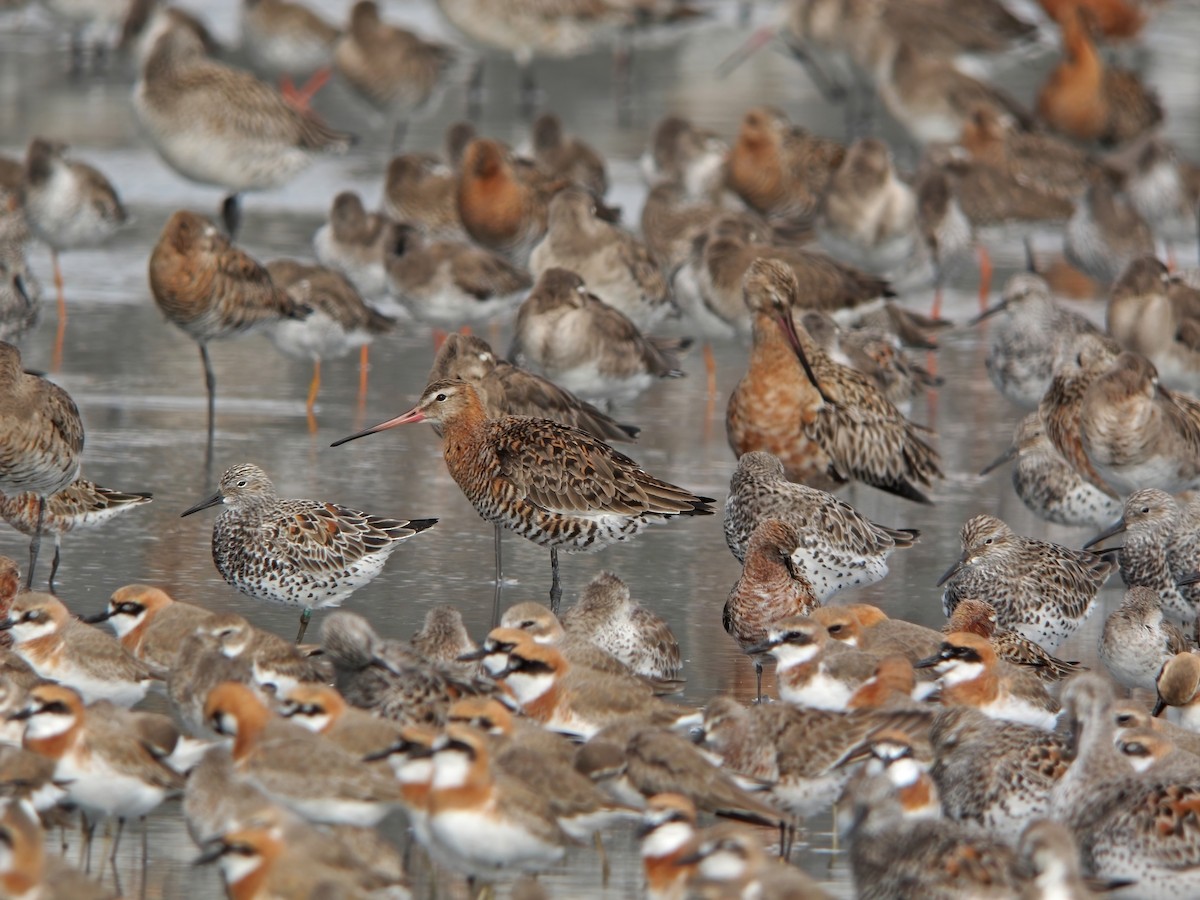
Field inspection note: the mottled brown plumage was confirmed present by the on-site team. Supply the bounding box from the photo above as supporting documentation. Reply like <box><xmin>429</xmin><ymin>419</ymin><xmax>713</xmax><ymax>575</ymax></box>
<box><xmin>313</xmin><ymin>190</ymin><xmax>399</xmax><ymax>298</ymax></box>
<box><xmin>726</xmin><ymin>107</ymin><xmax>844</xmax><ymax>227</ymax></box>
<box><xmin>944</xmin><ymin>598</ymin><xmax>1084</xmax><ymax>683</ymax></box>
<box><xmin>149</xmin><ymin>210</ymin><xmax>310</xmax><ymax>438</ymax></box>
<box><xmin>0</xmin><ymin>342</ymin><xmax>83</xmax><ymax>588</ymax></box>
<box><xmin>530</xmin><ymin>113</ymin><xmax>607</xmax><ymax>197</ymax></box>
<box><xmin>734</xmin><ymin>260</ymin><xmax>942</xmax><ymax>503</ymax></box>
<box><xmin>429</xmin><ymin>333</ymin><xmax>637</xmax><ymax>443</ymax></box>
<box><xmin>382</xmin><ymin>152</ymin><xmax>464</xmax><ymax>240</ymax></box>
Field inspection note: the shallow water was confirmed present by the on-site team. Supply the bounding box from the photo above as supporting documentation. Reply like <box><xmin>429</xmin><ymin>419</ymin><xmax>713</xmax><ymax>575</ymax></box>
<box><xmin>2</xmin><ymin>0</ymin><xmax>1200</xmax><ymax>895</ymax></box>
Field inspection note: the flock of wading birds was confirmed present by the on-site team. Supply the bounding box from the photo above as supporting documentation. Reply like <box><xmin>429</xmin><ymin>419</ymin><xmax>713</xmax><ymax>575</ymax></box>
<box><xmin>5</xmin><ymin>0</ymin><xmax>1200</xmax><ymax>896</ymax></box>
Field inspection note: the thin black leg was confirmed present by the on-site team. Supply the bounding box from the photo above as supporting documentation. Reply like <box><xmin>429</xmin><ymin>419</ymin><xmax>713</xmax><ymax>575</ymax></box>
<box><xmin>492</xmin><ymin>523</ymin><xmax>503</xmax><ymax>628</ymax></box>
<box><xmin>26</xmin><ymin>496</ymin><xmax>44</xmax><ymax>589</ymax></box>
<box><xmin>549</xmin><ymin>547</ymin><xmax>561</xmax><ymax>614</ymax></box>
<box><xmin>221</xmin><ymin>194</ymin><xmax>241</xmax><ymax>239</ymax></box>
<box><xmin>199</xmin><ymin>343</ymin><xmax>216</xmax><ymax>463</ymax></box>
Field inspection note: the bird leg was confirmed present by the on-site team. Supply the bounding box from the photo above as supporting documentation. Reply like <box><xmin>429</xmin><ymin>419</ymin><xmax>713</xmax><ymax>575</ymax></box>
<box><xmin>199</xmin><ymin>343</ymin><xmax>217</xmax><ymax>459</ymax></box>
<box><xmin>140</xmin><ymin>817</ymin><xmax>148</xmax><ymax>900</ymax></box>
<box><xmin>358</xmin><ymin>345</ymin><xmax>370</xmax><ymax>411</ymax></box>
<box><xmin>755</xmin><ymin>661</ymin><xmax>763</xmax><ymax>703</ymax></box>
<box><xmin>51</xmin><ymin>248</ymin><xmax>66</xmax><ymax>372</ymax></box>
<box><xmin>704</xmin><ymin>343</ymin><xmax>717</xmax><ymax>404</ymax></box>
<box><xmin>306</xmin><ymin>359</ymin><xmax>321</xmax><ymax>433</ymax></box>
<box><xmin>595</xmin><ymin>831</ymin><xmax>611</xmax><ymax>886</ymax></box>
<box><xmin>280</xmin><ymin>66</ymin><xmax>331</xmax><ymax>112</ymax></box>
<box><xmin>221</xmin><ymin>194</ymin><xmax>242</xmax><ymax>239</ymax></box>
<box><xmin>518</xmin><ymin>64</ymin><xmax>540</xmax><ymax>120</ymax></box>
<box><xmin>467</xmin><ymin>60</ymin><xmax>485</xmax><ymax>120</ymax></box>
<box><xmin>492</xmin><ymin>522</ymin><xmax>503</xmax><ymax>628</ymax></box>
<box><xmin>296</xmin><ymin>607</ymin><xmax>313</xmax><ymax>643</ymax></box>
<box><xmin>25</xmin><ymin>496</ymin><xmax>45</xmax><ymax>590</ymax></box>
<box><xmin>48</xmin><ymin>537</ymin><xmax>61</xmax><ymax>592</ymax></box>
<box><xmin>930</xmin><ymin>251</ymin><xmax>944</xmax><ymax>320</ymax></box>
<box><xmin>549</xmin><ymin>547</ymin><xmax>562</xmax><ymax>614</ymax></box>
<box><xmin>976</xmin><ymin>243</ymin><xmax>993</xmax><ymax>313</ymax></box>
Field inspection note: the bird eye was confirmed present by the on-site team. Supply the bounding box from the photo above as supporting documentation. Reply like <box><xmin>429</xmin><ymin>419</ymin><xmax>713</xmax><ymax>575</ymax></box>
<box><xmin>236</xmin><ymin>480</ymin><xmax>247</xmax><ymax>488</ymax></box>
<box><xmin>828</xmin><ymin>624</ymin><xmax>842</xmax><ymax>634</ymax></box>
<box><xmin>1141</xmin><ymin>507</ymin><xmax>1150</xmax><ymax>514</ymax></box>
<box><xmin>984</xmin><ymin>538</ymin><xmax>993</xmax><ymax>545</ymax></box>
<box><xmin>435</xmin><ymin>393</ymin><xmax>447</xmax><ymax>402</ymax></box>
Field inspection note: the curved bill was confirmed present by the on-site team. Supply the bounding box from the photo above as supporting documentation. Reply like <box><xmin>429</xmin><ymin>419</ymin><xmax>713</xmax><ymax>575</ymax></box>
<box><xmin>936</xmin><ymin>557</ymin><xmax>965</xmax><ymax>587</ymax></box>
<box><xmin>181</xmin><ymin>492</ymin><xmax>222</xmax><ymax>518</ymax></box>
<box><xmin>82</xmin><ymin>608</ymin><xmax>113</xmax><ymax>624</ymax></box>
<box><xmin>1082</xmin><ymin>518</ymin><xmax>1126</xmax><ymax>550</ymax></box>
<box><xmin>331</xmin><ymin>406</ymin><xmax>425</xmax><ymax>447</ymax></box>
<box><xmin>1152</xmin><ymin>697</ymin><xmax>1167</xmax><ymax>717</ymax></box>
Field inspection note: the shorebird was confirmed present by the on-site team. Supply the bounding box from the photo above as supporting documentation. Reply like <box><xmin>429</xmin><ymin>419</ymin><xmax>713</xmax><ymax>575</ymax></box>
<box><xmin>312</xmin><ymin>190</ymin><xmax>398</xmax><ymax>300</ymax></box>
<box><xmin>1054</xmin><ymin>674</ymin><xmax>1200</xmax><ymax>896</ymax></box>
<box><xmin>335</xmin><ymin>378</ymin><xmax>712</xmax><ymax>611</ymax></box>
<box><xmin>976</xmin><ymin>272</ymin><xmax>1107</xmax><ymax>411</ymax></box>
<box><xmin>84</xmin><ymin>583</ymin><xmax>216</xmax><ymax>679</ymax></box>
<box><xmin>847</xmin><ymin>768</ymin><xmax>1023</xmax><ymax>899</ymax></box>
<box><xmin>943</xmin><ymin>598</ymin><xmax>1085</xmax><ymax>683</ymax></box>
<box><xmin>1036</xmin><ymin>5</ymin><xmax>1162</xmax><ymax>146</ymax></box>
<box><xmin>1086</xmin><ymin>489</ymin><xmax>1193</xmax><ymax>622</ymax></box>
<box><xmin>278</xmin><ymin>682</ymin><xmax>403</xmax><ymax>761</ymax></box>
<box><xmin>529</xmin><ymin>113</ymin><xmax>608</xmax><ymax>197</ymax></box>
<box><xmin>333</xmin><ymin>0</ymin><xmax>455</xmax><ymax>148</ymax></box>
<box><xmin>181</xmin><ymin>463</ymin><xmax>437</xmax><ymax>641</ymax></box>
<box><xmin>682</xmin><ymin>827</ymin><xmax>831</xmax><ymax>898</ymax></box>
<box><xmin>747</xmin><ymin>616</ymin><xmax>884</xmax><ymax>711</ymax></box>
<box><xmin>14</xmin><ymin>683</ymin><xmax>183</xmax><ymax>861</ymax></box>
<box><xmin>939</xmin><ymin>513</ymin><xmax>1116</xmax><ymax>652</ymax></box>
<box><xmin>818</xmin><ymin>137</ymin><xmax>921</xmax><ymax>277</ymax></box>
<box><xmin>1098</xmin><ymin>587</ymin><xmax>1191</xmax><ymax>692</ymax></box>
<box><xmin>239</xmin><ymin>0</ymin><xmax>339</xmax><ymax>107</ymax></box>
<box><xmin>423</xmin><ymin>724</ymin><xmax>570</xmax><ymax>876</ymax></box>
<box><xmin>561</xmin><ymin>571</ymin><xmax>682</xmax><ymax>681</ymax></box>
<box><xmin>810</xmin><ymin>606</ymin><xmax>942</xmax><ymax>670</ymax></box>
<box><xmin>1079</xmin><ymin>351</ymin><xmax>1200</xmax><ymax>496</ymax></box>
<box><xmin>929</xmin><ymin>706</ymin><xmax>1070</xmax><ymax>845</ymax></box>
<box><xmin>428</xmin><ymin>332</ymin><xmax>639</xmax><ymax>444</ymax></box>
<box><xmin>456</xmin><ymin>138</ymin><xmax>567</xmax><ymax>266</ymax></box>
<box><xmin>724</xmin><ymin>451</ymin><xmax>919</xmax><ymax>599</ymax></box>
<box><xmin>510</xmin><ymin>267</ymin><xmax>689</xmax><ymax>404</ymax></box>
<box><xmin>729</xmin><ymin>258</ymin><xmax>942</xmax><ymax>503</ymax></box>
<box><xmin>1153</xmin><ymin>652</ymin><xmax>1200</xmax><ymax>732</ymax></box>
<box><xmin>489</xmin><ymin>637</ymin><xmax>695</xmax><ymax>738</ymax></box>
<box><xmin>134</xmin><ymin>16</ymin><xmax>354</xmax><ymax>236</ymax></box>
<box><xmin>1063</xmin><ymin>175</ymin><xmax>1154</xmax><ymax>285</ymax></box>
<box><xmin>530</xmin><ymin>187</ymin><xmax>674</xmax><ymax>331</ymax></box>
<box><xmin>0</xmin><ymin>478</ymin><xmax>149</xmax><ymax>589</ymax></box>
<box><xmin>264</xmin><ymin>258</ymin><xmax>396</xmax><ymax>426</ymax></box>
<box><xmin>148</xmin><ymin>210</ymin><xmax>312</xmax><ymax>447</ymax></box>
<box><xmin>980</xmin><ymin>412</ymin><xmax>1123</xmax><ymax>528</ymax></box>
<box><xmin>1038</xmin><ymin>0</ymin><xmax>1146</xmax><ymax>39</ymax></box>
<box><xmin>20</xmin><ymin>138</ymin><xmax>127</xmax><ymax>370</ymax></box>
<box><xmin>725</xmin><ymin>106</ymin><xmax>844</xmax><ymax>229</ymax></box>
<box><xmin>917</xmin><ymin>632</ymin><xmax>1060</xmax><ymax>730</ymax></box>
<box><xmin>203</xmin><ymin>681</ymin><xmax>401</xmax><ymax>826</ymax></box>
<box><xmin>639</xmin><ymin>793</ymin><xmax>699</xmax><ymax>900</ymax></box>
<box><xmin>0</xmin><ymin>343</ymin><xmax>83</xmax><ymax>588</ymax></box>
<box><xmin>0</xmin><ymin>797</ymin><xmax>112</xmax><ymax>899</ymax></box>
<box><xmin>1107</xmin><ymin>256</ymin><xmax>1200</xmax><ymax>395</ymax></box>
<box><xmin>385</xmin><ymin>222</ymin><xmax>531</xmax><ymax>326</ymax></box>
<box><xmin>640</xmin><ymin>114</ymin><xmax>728</xmax><ymax>201</ymax></box>
<box><xmin>723</xmin><ymin>520</ymin><xmax>818</xmax><ymax>699</ymax></box>
<box><xmin>0</xmin><ymin>240</ymin><xmax>39</xmax><ymax>347</ymax></box>
<box><xmin>0</xmin><ymin>591</ymin><xmax>152</xmax><ymax>706</ymax></box>
<box><xmin>410</xmin><ymin>605</ymin><xmax>477</xmax><ymax>668</ymax></box>
<box><xmin>382</xmin><ymin>151</ymin><xmax>464</xmax><ymax>241</ymax></box>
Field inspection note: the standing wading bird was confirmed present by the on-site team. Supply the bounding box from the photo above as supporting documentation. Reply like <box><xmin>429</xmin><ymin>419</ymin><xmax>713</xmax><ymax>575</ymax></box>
<box><xmin>20</xmin><ymin>138</ymin><xmax>128</xmax><ymax>371</ymax></box>
<box><xmin>148</xmin><ymin>210</ymin><xmax>312</xmax><ymax>452</ymax></box>
<box><xmin>332</xmin><ymin>379</ymin><xmax>713</xmax><ymax>617</ymax></box>
<box><xmin>0</xmin><ymin>342</ymin><xmax>83</xmax><ymax>588</ymax></box>
<box><xmin>181</xmin><ymin>463</ymin><xmax>437</xmax><ymax>641</ymax></box>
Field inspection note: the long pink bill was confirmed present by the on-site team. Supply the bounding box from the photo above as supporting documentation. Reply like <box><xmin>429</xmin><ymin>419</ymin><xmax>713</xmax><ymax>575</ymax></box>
<box><xmin>331</xmin><ymin>407</ymin><xmax>426</xmax><ymax>447</ymax></box>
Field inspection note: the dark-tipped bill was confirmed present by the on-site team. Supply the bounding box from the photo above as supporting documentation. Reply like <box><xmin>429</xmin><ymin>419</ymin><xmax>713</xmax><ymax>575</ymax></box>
<box><xmin>1083</xmin><ymin>518</ymin><xmax>1127</xmax><ymax>551</ymax></box>
<box><xmin>775</xmin><ymin>313</ymin><xmax>837</xmax><ymax>405</ymax></box>
<box><xmin>936</xmin><ymin>558</ymin><xmax>965</xmax><ymax>587</ymax></box>
<box><xmin>979</xmin><ymin>443</ymin><xmax>1017</xmax><ymax>477</ymax></box>
<box><xmin>969</xmin><ymin>299</ymin><xmax>1008</xmax><ymax>326</ymax></box>
<box><xmin>331</xmin><ymin>406</ymin><xmax>425</xmax><ymax>447</ymax></box>
<box><xmin>180</xmin><ymin>492</ymin><xmax>223</xmax><ymax>518</ymax></box>
<box><xmin>81</xmin><ymin>608</ymin><xmax>114</xmax><ymax>624</ymax></box>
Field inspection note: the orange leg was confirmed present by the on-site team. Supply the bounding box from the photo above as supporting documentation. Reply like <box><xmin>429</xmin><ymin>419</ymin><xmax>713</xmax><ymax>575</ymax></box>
<box><xmin>1167</xmin><ymin>243</ymin><xmax>1178</xmax><ymax>273</ymax></box>
<box><xmin>357</xmin><ymin>345</ymin><xmax>370</xmax><ymax>415</ymax></box>
<box><xmin>306</xmin><ymin>358</ymin><xmax>321</xmax><ymax>433</ymax></box>
<box><xmin>51</xmin><ymin>249</ymin><xmax>66</xmax><ymax>372</ymax></box>
<box><xmin>280</xmin><ymin>67</ymin><xmax>332</xmax><ymax>113</ymax></box>
<box><xmin>703</xmin><ymin>343</ymin><xmax>717</xmax><ymax>438</ymax></box>
<box><xmin>976</xmin><ymin>243</ymin><xmax>993</xmax><ymax>313</ymax></box>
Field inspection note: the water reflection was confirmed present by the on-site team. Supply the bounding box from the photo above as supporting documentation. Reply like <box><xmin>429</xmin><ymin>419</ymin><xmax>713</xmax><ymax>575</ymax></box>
<box><xmin>1</xmin><ymin>0</ymin><xmax>1199</xmax><ymax>895</ymax></box>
